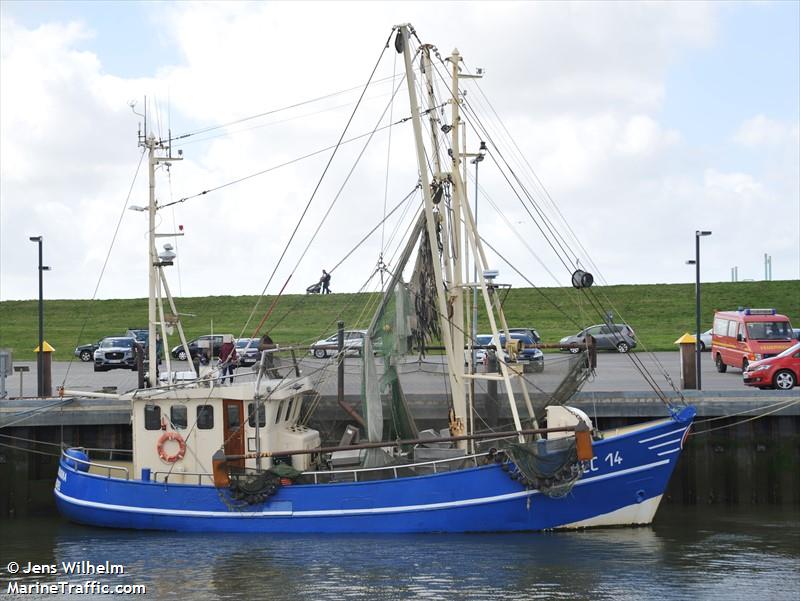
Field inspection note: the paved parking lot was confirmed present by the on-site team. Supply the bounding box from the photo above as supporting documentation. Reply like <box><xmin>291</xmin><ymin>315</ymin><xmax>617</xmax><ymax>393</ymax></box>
<box><xmin>4</xmin><ymin>350</ymin><xmax>754</xmax><ymax>398</ymax></box>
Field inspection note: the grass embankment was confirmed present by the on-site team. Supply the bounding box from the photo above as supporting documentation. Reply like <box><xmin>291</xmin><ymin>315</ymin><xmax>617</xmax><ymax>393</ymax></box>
<box><xmin>1</xmin><ymin>280</ymin><xmax>798</xmax><ymax>361</ymax></box>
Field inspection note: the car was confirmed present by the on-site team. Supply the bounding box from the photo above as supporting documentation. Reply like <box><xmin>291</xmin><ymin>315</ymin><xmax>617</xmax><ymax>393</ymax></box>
<box><xmin>507</xmin><ymin>327</ymin><xmax>542</xmax><ymax>344</ymax></box>
<box><xmin>74</xmin><ymin>339</ymin><xmax>103</xmax><ymax>362</ymax></box>
<box><xmin>743</xmin><ymin>342</ymin><xmax>800</xmax><ymax>390</ymax></box>
<box><xmin>470</xmin><ymin>333</ymin><xmax>544</xmax><ymax>372</ymax></box>
<box><xmin>310</xmin><ymin>330</ymin><xmax>367</xmax><ymax>359</ymax></box>
<box><xmin>125</xmin><ymin>328</ymin><xmax>149</xmax><ymax>349</ymax></box>
<box><xmin>560</xmin><ymin>323</ymin><xmax>636</xmax><ymax>353</ymax></box>
<box><xmin>93</xmin><ymin>336</ymin><xmax>138</xmax><ymax>372</ymax></box>
<box><xmin>235</xmin><ymin>338</ymin><xmax>262</xmax><ymax>367</ymax></box>
<box><xmin>170</xmin><ymin>335</ymin><xmax>230</xmax><ymax>361</ymax></box>
<box><xmin>694</xmin><ymin>329</ymin><xmax>712</xmax><ymax>352</ymax></box>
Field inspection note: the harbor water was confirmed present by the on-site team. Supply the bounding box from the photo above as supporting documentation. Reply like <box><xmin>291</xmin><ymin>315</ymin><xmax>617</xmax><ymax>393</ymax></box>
<box><xmin>1</xmin><ymin>505</ymin><xmax>797</xmax><ymax>600</ymax></box>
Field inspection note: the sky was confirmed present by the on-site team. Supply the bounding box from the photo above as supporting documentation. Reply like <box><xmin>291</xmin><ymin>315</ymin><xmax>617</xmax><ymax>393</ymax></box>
<box><xmin>1</xmin><ymin>0</ymin><xmax>798</xmax><ymax>303</ymax></box>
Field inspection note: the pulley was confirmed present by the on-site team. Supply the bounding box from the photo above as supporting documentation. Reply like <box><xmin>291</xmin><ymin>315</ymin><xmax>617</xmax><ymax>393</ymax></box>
<box><xmin>571</xmin><ymin>269</ymin><xmax>594</xmax><ymax>289</ymax></box>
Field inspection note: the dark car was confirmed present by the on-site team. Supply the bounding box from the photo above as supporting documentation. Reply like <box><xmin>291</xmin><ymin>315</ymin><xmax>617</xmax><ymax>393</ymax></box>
<box><xmin>235</xmin><ymin>338</ymin><xmax>262</xmax><ymax>367</ymax></box>
<box><xmin>471</xmin><ymin>333</ymin><xmax>544</xmax><ymax>372</ymax></box>
<box><xmin>125</xmin><ymin>328</ymin><xmax>149</xmax><ymax>350</ymax></box>
<box><xmin>74</xmin><ymin>339</ymin><xmax>103</xmax><ymax>362</ymax></box>
<box><xmin>560</xmin><ymin>323</ymin><xmax>637</xmax><ymax>353</ymax></box>
<box><xmin>743</xmin><ymin>342</ymin><xmax>800</xmax><ymax>390</ymax></box>
<box><xmin>170</xmin><ymin>335</ymin><xmax>229</xmax><ymax>361</ymax></box>
<box><xmin>93</xmin><ymin>336</ymin><xmax>137</xmax><ymax>372</ymax></box>
<box><xmin>507</xmin><ymin>327</ymin><xmax>542</xmax><ymax>344</ymax></box>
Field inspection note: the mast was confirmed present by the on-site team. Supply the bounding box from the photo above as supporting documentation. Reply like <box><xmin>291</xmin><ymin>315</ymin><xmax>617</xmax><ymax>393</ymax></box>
<box><xmin>398</xmin><ymin>25</ymin><xmax>466</xmax><ymax>445</ymax></box>
<box><xmin>146</xmin><ymin>135</ymin><xmax>158</xmax><ymax>388</ymax></box>
<box><xmin>139</xmin><ymin>123</ymin><xmax>184</xmax><ymax>387</ymax></box>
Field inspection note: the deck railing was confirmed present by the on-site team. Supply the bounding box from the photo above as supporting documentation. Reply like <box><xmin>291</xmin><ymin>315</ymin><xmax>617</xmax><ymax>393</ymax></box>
<box><xmin>61</xmin><ymin>449</ymin><xmax>130</xmax><ymax>480</ymax></box>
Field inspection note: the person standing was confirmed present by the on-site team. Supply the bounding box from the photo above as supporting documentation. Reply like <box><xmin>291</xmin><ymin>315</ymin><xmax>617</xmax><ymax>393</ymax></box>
<box><xmin>321</xmin><ymin>269</ymin><xmax>331</xmax><ymax>294</ymax></box>
<box><xmin>259</xmin><ymin>333</ymin><xmax>279</xmax><ymax>378</ymax></box>
<box><xmin>219</xmin><ymin>335</ymin><xmax>237</xmax><ymax>385</ymax></box>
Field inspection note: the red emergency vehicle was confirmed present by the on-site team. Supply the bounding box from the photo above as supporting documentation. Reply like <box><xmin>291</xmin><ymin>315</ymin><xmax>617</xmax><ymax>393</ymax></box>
<box><xmin>711</xmin><ymin>308</ymin><xmax>794</xmax><ymax>373</ymax></box>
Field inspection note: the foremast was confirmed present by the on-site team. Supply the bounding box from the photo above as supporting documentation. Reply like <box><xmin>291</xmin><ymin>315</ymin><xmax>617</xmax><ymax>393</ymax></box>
<box><xmin>138</xmin><ymin>126</ymin><xmax>193</xmax><ymax>387</ymax></box>
<box><xmin>397</xmin><ymin>24</ymin><xmax>533</xmax><ymax>445</ymax></box>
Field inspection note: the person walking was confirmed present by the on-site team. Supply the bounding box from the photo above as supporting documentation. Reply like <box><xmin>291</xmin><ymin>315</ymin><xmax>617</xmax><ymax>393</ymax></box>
<box><xmin>219</xmin><ymin>335</ymin><xmax>237</xmax><ymax>385</ymax></box>
<box><xmin>321</xmin><ymin>269</ymin><xmax>331</xmax><ymax>294</ymax></box>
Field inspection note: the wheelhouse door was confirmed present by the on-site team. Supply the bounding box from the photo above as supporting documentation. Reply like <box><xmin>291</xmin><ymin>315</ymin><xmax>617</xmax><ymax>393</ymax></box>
<box><xmin>223</xmin><ymin>399</ymin><xmax>245</xmax><ymax>469</ymax></box>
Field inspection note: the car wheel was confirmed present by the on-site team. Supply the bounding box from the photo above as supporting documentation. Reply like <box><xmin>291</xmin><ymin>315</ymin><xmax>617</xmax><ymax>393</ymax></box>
<box><xmin>773</xmin><ymin>369</ymin><xmax>796</xmax><ymax>390</ymax></box>
<box><xmin>79</xmin><ymin>350</ymin><xmax>92</xmax><ymax>362</ymax></box>
<box><xmin>313</xmin><ymin>348</ymin><xmax>327</xmax><ymax>359</ymax></box>
<box><xmin>177</xmin><ymin>350</ymin><xmax>188</xmax><ymax>361</ymax></box>
<box><xmin>741</xmin><ymin>358</ymin><xmax>749</xmax><ymax>372</ymax></box>
<box><xmin>568</xmin><ymin>346</ymin><xmax>580</xmax><ymax>354</ymax></box>
<box><xmin>715</xmin><ymin>354</ymin><xmax>727</xmax><ymax>373</ymax></box>
<box><xmin>616</xmin><ymin>342</ymin><xmax>630</xmax><ymax>353</ymax></box>
<box><xmin>699</xmin><ymin>341</ymin><xmax>706</xmax><ymax>352</ymax></box>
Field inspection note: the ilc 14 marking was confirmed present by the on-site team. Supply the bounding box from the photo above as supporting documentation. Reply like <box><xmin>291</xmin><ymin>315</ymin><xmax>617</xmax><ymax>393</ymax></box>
<box><xmin>587</xmin><ymin>451</ymin><xmax>623</xmax><ymax>472</ymax></box>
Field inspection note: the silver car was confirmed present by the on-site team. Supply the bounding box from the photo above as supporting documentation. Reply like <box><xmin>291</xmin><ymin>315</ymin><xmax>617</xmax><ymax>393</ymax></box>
<box><xmin>310</xmin><ymin>330</ymin><xmax>367</xmax><ymax>359</ymax></box>
<box><xmin>94</xmin><ymin>336</ymin><xmax>138</xmax><ymax>372</ymax></box>
<box><xmin>560</xmin><ymin>323</ymin><xmax>637</xmax><ymax>354</ymax></box>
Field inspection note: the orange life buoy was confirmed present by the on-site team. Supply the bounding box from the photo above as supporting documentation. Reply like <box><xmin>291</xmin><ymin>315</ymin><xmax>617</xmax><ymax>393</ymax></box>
<box><xmin>157</xmin><ymin>431</ymin><xmax>186</xmax><ymax>463</ymax></box>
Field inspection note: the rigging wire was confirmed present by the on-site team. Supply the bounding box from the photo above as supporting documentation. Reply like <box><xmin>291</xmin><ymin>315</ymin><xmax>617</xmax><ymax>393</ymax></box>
<box><xmin>60</xmin><ymin>149</ymin><xmax>147</xmax><ymax>389</ymax></box>
<box><xmin>240</xmin><ymin>28</ymin><xmax>398</xmax><ymax>342</ymax></box>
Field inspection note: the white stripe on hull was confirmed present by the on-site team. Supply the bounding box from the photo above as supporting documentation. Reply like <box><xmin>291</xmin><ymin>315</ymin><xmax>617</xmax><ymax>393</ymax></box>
<box><xmin>558</xmin><ymin>495</ymin><xmax>663</xmax><ymax>529</ymax></box>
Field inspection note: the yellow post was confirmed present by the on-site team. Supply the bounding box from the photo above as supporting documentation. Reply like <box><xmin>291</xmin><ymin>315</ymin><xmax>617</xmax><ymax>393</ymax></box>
<box><xmin>674</xmin><ymin>334</ymin><xmax>697</xmax><ymax>390</ymax></box>
<box><xmin>33</xmin><ymin>341</ymin><xmax>55</xmax><ymax>397</ymax></box>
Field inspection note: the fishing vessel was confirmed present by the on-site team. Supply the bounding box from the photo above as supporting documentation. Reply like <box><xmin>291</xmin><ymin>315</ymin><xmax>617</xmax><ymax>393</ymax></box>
<box><xmin>55</xmin><ymin>24</ymin><xmax>694</xmax><ymax>533</ymax></box>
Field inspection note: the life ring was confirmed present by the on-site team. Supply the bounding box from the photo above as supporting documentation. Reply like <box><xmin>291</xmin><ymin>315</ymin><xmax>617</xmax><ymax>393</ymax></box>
<box><xmin>157</xmin><ymin>431</ymin><xmax>186</xmax><ymax>463</ymax></box>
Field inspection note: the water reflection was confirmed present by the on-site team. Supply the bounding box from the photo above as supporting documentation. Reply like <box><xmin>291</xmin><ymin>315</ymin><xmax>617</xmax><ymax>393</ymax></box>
<box><xmin>0</xmin><ymin>505</ymin><xmax>797</xmax><ymax>600</ymax></box>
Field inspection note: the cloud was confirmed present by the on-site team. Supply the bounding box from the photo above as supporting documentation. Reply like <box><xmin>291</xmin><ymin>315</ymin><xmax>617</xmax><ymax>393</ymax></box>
<box><xmin>733</xmin><ymin>114</ymin><xmax>800</xmax><ymax>148</ymax></box>
<box><xmin>1</xmin><ymin>1</ymin><xmax>797</xmax><ymax>304</ymax></box>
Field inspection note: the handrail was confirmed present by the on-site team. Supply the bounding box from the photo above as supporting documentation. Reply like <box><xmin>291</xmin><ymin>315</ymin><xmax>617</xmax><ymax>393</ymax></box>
<box><xmin>61</xmin><ymin>449</ymin><xmax>130</xmax><ymax>480</ymax></box>
<box><xmin>152</xmin><ymin>471</ymin><xmax>214</xmax><ymax>485</ymax></box>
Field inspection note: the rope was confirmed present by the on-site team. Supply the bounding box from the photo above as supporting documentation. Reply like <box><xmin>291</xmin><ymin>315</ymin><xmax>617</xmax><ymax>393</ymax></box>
<box><xmin>689</xmin><ymin>399</ymin><xmax>800</xmax><ymax>436</ymax></box>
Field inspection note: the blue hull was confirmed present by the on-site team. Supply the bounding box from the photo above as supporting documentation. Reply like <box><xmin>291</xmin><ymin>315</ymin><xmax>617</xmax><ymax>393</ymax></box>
<box><xmin>55</xmin><ymin>407</ymin><xmax>694</xmax><ymax>533</ymax></box>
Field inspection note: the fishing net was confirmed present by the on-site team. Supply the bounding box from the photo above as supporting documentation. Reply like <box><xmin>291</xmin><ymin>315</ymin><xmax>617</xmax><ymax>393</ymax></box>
<box><xmin>503</xmin><ymin>437</ymin><xmax>584</xmax><ymax>498</ymax></box>
<box><xmin>360</xmin><ymin>273</ymin><xmax>420</xmax><ymax>467</ymax></box>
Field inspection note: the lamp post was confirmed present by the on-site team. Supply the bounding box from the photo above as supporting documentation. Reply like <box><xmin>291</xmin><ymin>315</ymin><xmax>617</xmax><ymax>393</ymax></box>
<box><xmin>469</xmin><ymin>141</ymin><xmax>487</xmax><ymax>371</ymax></box>
<box><xmin>687</xmin><ymin>230</ymin><xmax>712</xmax><ymax>390</ymax></box>
<box><xmin>29</xmin><ymin>236</ymin><xmax>50</xmax><ymax>397</ymax></box>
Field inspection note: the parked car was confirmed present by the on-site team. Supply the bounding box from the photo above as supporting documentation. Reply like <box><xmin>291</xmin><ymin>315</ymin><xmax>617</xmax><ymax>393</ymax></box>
<box><xmin>170</xmin><ymin>335</ymin><xmax>229</xmax><ymax>361</ymax></box>
<box><xmin>694</xmin><ymin>329</ymin><xmax>712</xmax><ymax>351</ymax></box>
<box><xmin>743</xmin><ymin>342</ymin><xmax>800</xmax><ymax>390</ymax></box>
<box><xmin>235</xmin><ymin>338</ymin><xmax>262</xmax><ymax>367</ymax></box>
<box><xmin>560</xmin><ymin>323</ymin><xmax>636</xmax><ymax>353</ymax></box>
<box><xmin>125</xmin><ymin>328</ymin><xmax>149</xmax><ymax>349</ymax></box>
<box><xmin>507</xmin><ymin>327</ymin><xmax>542</xmax><ymax>344</ymax></box>
<box><xmin>93</xmin><ymin>337</ymin><xmax>137</xmax><ymax>372</ymax></box>
<box><xmin>470</xmin><ymin>333</ymin><xmax>544</xmax><ymax>372</ymax></box>
<box><xmin>310</xmin><ymin>330</ymin><xmax>367</xmax><ymax>359</ymax></box>
<box><xmin>74</xmin><ymin>339</ymin><xmax>103</xmax><ymax>362</ymax></box>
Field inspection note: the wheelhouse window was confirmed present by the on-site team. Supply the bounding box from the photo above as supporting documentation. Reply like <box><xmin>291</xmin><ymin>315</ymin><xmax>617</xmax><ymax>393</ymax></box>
<box><xmin>284</xmin><ymin>398</ymin><xmax>295</xmax><ymax>422</ymax></box>
<box><xmin>274</xmin><ymin>401</ymin><xmax>284</xmax><ymax>424</ymax></box>
<box><xmin>171</xmin><ymin>405</ymin><xmax>187</xmax><ymax>430</ymax></box>
<box><xmin>248</xmin><ymin>403</ymin><xmax>266</xmax><ymax>427</ymax></box>
<box><xmin>144</xmin><ymin>405</ymin><xmax>161</xmax><ymax>430</ymax></box>
<box><xmin>197</xmin><ymin>405</ymin><xmax>214</xmax><ymax>429</ymax></box>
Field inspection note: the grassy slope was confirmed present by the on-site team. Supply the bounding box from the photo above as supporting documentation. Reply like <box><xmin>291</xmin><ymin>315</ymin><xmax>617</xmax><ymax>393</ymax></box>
<box><xmin>0</xmin><ymin>280</ymin><xmax>797</xmax><ymax>361</ymax></box>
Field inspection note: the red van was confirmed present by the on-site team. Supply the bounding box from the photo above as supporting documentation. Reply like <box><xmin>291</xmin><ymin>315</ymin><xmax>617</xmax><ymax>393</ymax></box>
<box><xmin>711</xmin><ymin>308</ymin><xmax>794</xmax><ymax>373</ymax></box>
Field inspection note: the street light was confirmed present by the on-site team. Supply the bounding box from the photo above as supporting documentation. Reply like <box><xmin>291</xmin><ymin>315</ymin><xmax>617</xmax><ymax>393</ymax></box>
<box><xmin>689</xmin><ymin>230</ymin><xmax>712</xmax><ymax>390</ymax></box>
<box><xmin>29</xmin><ymin>236</ymin><xmax>50</xmax><ymax>397</ymax></box>
<box><xmin>470</xmin><ymin>141</ymin><xmax>487</xmax><ymax>371</ymax></box>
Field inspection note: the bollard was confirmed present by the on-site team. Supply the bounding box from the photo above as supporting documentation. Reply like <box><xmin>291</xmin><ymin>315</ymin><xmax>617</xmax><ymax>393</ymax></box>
<box><xmin>675</xmin><ymin>333</ymin><xmax>697</xmax><ymax>390</ymax></box>
<box><xmin>33</xmin><ymin>341</ymin><xmax>54</xmax><ymax>397</ymax></box>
